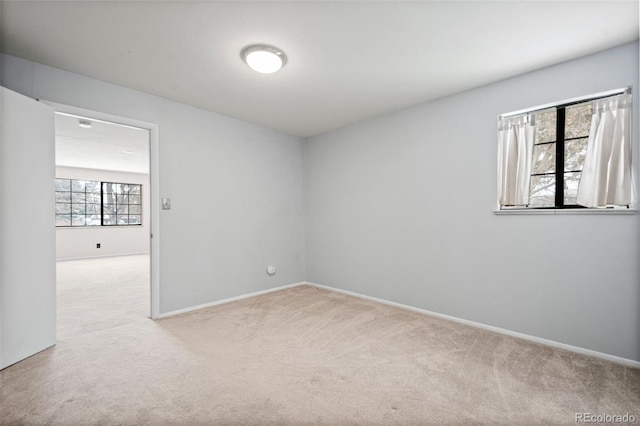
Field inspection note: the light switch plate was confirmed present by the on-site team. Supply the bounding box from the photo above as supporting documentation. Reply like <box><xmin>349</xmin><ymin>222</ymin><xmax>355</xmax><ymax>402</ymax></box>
<box><xmin>162</xmin><ymin>198</ymin><xmax>171</xmax><ymax>210</ymax></box>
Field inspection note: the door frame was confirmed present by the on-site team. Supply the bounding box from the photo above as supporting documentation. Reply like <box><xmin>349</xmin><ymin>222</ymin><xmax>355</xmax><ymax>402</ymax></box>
<box><xmin>43</xmin><ymin>100</ymin><xmax>161</xmax><ymax>319</ymax></box>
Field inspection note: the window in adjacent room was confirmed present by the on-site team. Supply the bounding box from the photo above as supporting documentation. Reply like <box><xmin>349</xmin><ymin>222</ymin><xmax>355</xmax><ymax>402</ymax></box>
<box><xmin>55</xmin><ymin>178</ymin><xmax>142</xmax><ymax>226</ymax></box>
<box><xmin>101</xmin><ymin>182</ymin><xmax>142</xmax><ymax>226</ymax></box>
<box><xmin>497</xmin><ymin>88</ymin><xmax>633</xmax><ymax>210</ymax></box>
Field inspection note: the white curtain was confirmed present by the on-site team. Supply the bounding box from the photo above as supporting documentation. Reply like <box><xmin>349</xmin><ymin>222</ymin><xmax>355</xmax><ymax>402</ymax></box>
<box><xmin>577</xmin><ymin>93</ymin><xmax>632</xmax><ymax>208</ymax></box>
<box><xmin>497</xmin><ymin>114</ymin><xmax>535</xmax><ymax>207</ymax></box>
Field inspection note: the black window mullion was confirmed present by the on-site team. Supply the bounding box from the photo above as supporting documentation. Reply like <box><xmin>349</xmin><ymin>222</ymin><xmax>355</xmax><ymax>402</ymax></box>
<box><xmin>555</xmin><ymin>108</ymin><xmax>566</xmax><ymax>208</ymax></box>
<box><xmin>100</xmin><ymin>182</ymin><xmax>105</xmax><ymax>226</ymax></box>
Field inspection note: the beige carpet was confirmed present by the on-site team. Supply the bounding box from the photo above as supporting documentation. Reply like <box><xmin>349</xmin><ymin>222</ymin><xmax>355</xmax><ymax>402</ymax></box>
<box><xmin>55</xmin><ymin>255</ymin><xmax>150</xmax><ymax>340</ymax></box>
<box><xmin>1</xmin><ymin>257</ymin><xmax>638</xmax><ymax>425</ymax></box>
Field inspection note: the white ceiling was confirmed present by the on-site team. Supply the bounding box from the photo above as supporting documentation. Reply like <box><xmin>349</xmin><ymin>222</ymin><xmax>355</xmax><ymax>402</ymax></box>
<box><xmin>55</xmin><ymin>112</ymin><xmax>150</xmax><ymax>174</ymax></box>
<box><xmin>1</xmin><ymin>1</ymin><xmax>639</xmax><ymax>138</ymax></box>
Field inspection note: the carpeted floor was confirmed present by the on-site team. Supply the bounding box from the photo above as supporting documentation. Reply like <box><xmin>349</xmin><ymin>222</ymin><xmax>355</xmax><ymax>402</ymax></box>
<box><xmin>56</xmin><ymin>254</ymin><xmax>150</xmax><ymax>341</ymax></box>
<box><xmin>1</xmin><ymin>255</ymin><xmax>638</xmax><ymax>425</ymax></box>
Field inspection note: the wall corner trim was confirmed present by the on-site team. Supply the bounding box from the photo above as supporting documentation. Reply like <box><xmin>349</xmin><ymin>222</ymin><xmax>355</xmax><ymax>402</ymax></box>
<box><xmin>154</xmin><ymin>280</ymin><xmax>639</xmax><ymax>367</ymax></box>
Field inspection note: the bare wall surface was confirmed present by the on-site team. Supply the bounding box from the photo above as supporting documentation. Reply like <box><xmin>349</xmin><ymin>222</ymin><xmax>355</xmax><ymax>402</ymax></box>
<box><xmin>305</xmin><ymin>42</ymin><xmax>640</xmax><ymax>362</ymax></box>
<box><xmin>55</xmin><ymin>167</ymin><xmax>150</xmax><ymax>260</ymax></box>
<box><xmin>1</xmin><ymin>54</ymin><xmax>306</xmax><ymax>315</ymax></box>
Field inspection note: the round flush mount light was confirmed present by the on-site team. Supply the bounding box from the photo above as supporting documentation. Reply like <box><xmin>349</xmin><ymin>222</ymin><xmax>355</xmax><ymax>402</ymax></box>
<box><xmin>241</xmin><ymin>44</ymin><xmax>287</xmax><ymax>74</ymax></box>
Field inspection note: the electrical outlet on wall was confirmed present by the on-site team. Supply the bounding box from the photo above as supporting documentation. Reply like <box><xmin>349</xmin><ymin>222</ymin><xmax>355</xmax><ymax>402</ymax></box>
<box><xmin>96</xmin><ymin>243</ymin><xmax>101</xmax><ymax>248</ymax></box>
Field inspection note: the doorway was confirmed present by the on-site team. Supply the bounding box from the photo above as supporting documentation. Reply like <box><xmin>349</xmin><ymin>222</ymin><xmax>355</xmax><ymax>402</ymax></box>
<box><xmin>48</xmin><ymin>103</ymin><xmax>160</xmax><ymax>338</ymax></box>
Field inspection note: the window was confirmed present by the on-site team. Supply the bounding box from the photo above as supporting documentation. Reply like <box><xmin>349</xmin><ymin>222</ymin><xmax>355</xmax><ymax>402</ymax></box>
<box><xmin>55</xmin><ymin>178</ymin><xmax>142</xmax><ymax>227</ymax></box>
<box><xmin>101</xmin><ymin>182</ymin><xmax>142</xmax><ymax>225</ymax></box>
<box><xmin>497</xmin><ymin>89</ymin><xmax>632</xmax><ymax>210</ymax></box>
<box><xmin>529</xmin><ymin>101</ymin><xmax>592</xmax><ymax>207</ymax></box>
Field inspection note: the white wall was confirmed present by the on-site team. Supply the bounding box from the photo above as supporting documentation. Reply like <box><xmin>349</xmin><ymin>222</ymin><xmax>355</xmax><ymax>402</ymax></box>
<box><xmin>1</xmin><ymin>54</ymin><xmax>306</xmax><ymax>315</ymax></box>
<box><xmin>55</xmin><ymin>167</ymin><xmax>150</xmax><ymax>260</ymax></box>
<box><xmin>305</xmin><ymin>42</ymin><xmax>640</xmax><ymax>362</ymax></box>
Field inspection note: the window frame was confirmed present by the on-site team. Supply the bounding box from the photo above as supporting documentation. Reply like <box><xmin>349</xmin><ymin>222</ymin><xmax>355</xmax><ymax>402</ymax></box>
<box><xmin>55</xmin><ymin>178</ymin><xmax>143</xmax><ymax>227</ymax></box>
<box><xmin>529</xmin><ymin>100</ymin><xmax>590</xmax><ymax>209</ymax></box>
<box><xmin>496</xmin><ymin>87</ymin><xmax>635</xmax><ymax>214</ymax></box>
<box><xmin>100</xmin><ymin>181</ymin><xmax>143</xmax><ymax>226</ymax></box>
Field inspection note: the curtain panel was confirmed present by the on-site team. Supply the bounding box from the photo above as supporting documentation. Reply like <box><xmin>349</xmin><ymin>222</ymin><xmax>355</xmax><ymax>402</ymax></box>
<box><xmin>577</xmin><ymin>93</ymin><xmax>632</xmax><ymax>208</ymax></box>
<box><xmin>497</xmin><ymin>115</ymin><xmax>535</xmax><ymax>207</ymax></box>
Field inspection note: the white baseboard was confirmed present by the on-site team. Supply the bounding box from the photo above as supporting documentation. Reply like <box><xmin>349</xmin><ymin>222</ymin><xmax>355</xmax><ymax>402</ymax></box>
<box><xmin>155</xmin><ymin>282</ymin><xmax>306</xmax><ymax>319</ymax></box>
<box><xmin>56</xmin><ymin>252</ymin><xmax>150</xmax><ymax>261</ymax></box>
<box><xmin>304</xmin><ymin>282</ymin><xmax>640</xmax><ymax>369</ymax></box>
<box><xmin>151</xmin><ymin>280</ymin><xmax>639</xmax><ymax>368</ymax></box>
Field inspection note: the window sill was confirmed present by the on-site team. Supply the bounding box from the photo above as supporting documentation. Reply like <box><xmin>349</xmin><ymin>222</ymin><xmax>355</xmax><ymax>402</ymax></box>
<box><xmin>56</xmin><ymin>225</ymin><xmax>145</xmax><ymax>228</ymax></box>
<box><xmin>493</xmin><ymin>208</ymin><xmax>637</xmax><ymax>215</ymax></box>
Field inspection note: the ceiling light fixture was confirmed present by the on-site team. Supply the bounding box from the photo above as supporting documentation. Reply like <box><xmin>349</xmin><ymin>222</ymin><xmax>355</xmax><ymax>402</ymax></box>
<box><xmin>241</xmin><ymin>44</ymin><xmax>287</xmax><ymax>74</ymax></box>
<box><xmin>78</xmin><ymin>119</ymin><xmax>92</xmax><ymax>128</ymax></box>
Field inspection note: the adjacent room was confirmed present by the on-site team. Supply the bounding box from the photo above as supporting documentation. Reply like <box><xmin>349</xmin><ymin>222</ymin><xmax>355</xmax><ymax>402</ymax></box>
<box><xmin>0</xmin><ymin>1</ymin><xmax>638</xmax><ymax>425</ymax></box>
<box><xmin>54</xmin><ymin>112</ymin><xmax>151</xmax><ymax>339</ymax></box>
